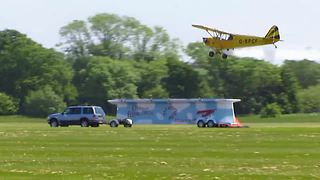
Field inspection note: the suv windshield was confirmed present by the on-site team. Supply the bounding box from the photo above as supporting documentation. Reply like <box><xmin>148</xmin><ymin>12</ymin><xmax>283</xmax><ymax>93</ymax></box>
<box><xmin>94</xmin><ymin>107</ymin><xmax>105</xmax><ymax>115</ymax></box>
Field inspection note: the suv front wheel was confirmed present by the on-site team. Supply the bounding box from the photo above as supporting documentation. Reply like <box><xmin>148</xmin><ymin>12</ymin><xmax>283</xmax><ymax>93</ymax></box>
<box><xmin>50</xmin><ymin>119</ymin><xmax>59</xmax><ymax>127</ymax></box>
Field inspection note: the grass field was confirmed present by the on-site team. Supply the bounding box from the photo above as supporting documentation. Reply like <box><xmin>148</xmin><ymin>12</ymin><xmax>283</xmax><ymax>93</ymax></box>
<box><xmin>0</xmin><ymin>114</ymin><xmax>319</xmax><ymax>179</ymax></box>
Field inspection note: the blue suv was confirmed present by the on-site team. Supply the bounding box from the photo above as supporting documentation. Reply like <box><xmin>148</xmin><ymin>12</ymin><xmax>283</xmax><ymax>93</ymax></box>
<box><xmin>47</xmin><ymin>106</ymin><xmax>106</xmax><ymax>127</ymax></box>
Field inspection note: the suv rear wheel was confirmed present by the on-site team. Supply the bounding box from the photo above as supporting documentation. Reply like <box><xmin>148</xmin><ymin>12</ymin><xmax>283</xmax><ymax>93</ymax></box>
<box><xmin>80</xmin><ymin>119</ymin><xmax>89</xmax><ymax>127</ymax></box>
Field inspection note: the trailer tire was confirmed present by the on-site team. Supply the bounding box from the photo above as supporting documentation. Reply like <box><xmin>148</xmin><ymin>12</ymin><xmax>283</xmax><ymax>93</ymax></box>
<box><xmin>110</xmin><ymin>121</ymin><xmax>118</xmax><ymax>128</ymax></box>
<box><xmin>207</xmin><ymin>120</ymin><xmax>215</xmax><ymax>128</ymax></box>
<box><xmin>197</xmin><ymin>120</ymin><xmax>206</xmax><ymax>128</ymax></box>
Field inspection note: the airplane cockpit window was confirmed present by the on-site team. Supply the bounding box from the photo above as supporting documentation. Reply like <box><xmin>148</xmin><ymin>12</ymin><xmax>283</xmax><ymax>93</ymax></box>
<box><xmin>220</xmin><ymin>33</ymin><xmax>232</xmax><ymax>41</ymax></box>
<box><xmin>208</xmin><ymin>30</ymin><xmax>233</xmax><ymax>41</ymax></box>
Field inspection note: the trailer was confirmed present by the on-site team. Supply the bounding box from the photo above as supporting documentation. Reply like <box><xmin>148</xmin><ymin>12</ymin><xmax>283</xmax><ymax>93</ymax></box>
<box><xmin>108</xmin><ymin>99</ymin><xmax>244</xmax><ymax>128</ymax></box>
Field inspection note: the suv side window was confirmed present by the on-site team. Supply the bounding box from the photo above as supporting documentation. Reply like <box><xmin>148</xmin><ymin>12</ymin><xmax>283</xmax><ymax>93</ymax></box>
<box><xmin>83</xmin><ymin>107</ymin><xmax>94</xmax><ymax>114</ymax></box>
<box><xmin>67</xmin><ymin>107</ymin><xmax>81</xmax><ymax>115</ymax></box>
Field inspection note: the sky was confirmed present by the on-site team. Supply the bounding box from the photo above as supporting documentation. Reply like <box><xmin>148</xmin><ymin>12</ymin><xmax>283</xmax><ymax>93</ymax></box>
<box><xmin>0</xmin><ymin>0</ymin><xmax>319</xmax><ymax>64</ymax></box>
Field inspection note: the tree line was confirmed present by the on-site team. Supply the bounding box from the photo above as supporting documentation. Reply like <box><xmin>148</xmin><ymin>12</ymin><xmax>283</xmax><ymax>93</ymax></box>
<box><xmin>0</xmin><ymin>13</ymin><xmax>319</xmax><ymax>117</ymax></box>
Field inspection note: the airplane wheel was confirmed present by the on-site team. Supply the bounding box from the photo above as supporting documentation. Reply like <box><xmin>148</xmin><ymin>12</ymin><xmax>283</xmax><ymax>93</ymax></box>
<box><xmin>222</xmin><ymin>53</ymin><xmax>228</xmax><ymax>59</ymax></box>
<box><xmin>209</xmin><ymin>51</ymin><xmax>215</xmax><ymax>57</ymax></box>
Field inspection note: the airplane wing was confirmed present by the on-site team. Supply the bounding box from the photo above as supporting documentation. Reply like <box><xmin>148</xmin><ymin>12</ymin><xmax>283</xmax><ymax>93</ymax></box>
<box><xmin>192</xmin><ymin>24</ymin><xmax>230</xmax><ymax>34</ymax></box>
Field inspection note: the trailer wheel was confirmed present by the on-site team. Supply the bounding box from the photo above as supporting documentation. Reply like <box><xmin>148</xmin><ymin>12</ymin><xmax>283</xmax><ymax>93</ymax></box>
<box><xmin>207</xmin><ymin>120</ymin><xmax>215</xmax><ymax>128</ymax></box>
<box><xmin>124</xmin><ymin>124</ymin><xmax>132</xmax><ymax>128</ymax></box>
<box><xmin>110</xmin><ymin>121</ymin><xmax>118</xmax><ymax>128</ymax></box>
<box><xmin>197</xmin><ymin>120</ymin><xmax>206</xmax><ymax>128</ymax></box>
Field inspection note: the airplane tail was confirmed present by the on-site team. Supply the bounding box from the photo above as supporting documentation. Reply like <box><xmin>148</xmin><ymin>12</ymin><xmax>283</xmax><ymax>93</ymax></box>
<box><xmin>265</xmin><ymin>25</ymin><xmax>280</xmax><ymax>42</ymax></box>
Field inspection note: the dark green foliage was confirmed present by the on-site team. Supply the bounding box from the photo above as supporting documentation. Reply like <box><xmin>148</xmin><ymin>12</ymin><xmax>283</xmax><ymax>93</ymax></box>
<box><xmin>75</xmin><ymin>57</ymin><xmax>138</xmax><ymax>110</ymax></box>
<box><xmin>283</xmin><ymin>60</ymin><xmax>320</xmax><ymax>88</ymax></box>
<box><xmin>163</xmin><ymin>59</ymin><xmax>204</xmax><ymax>98</ymax></box>
<box><xmin>22</xmin><ymin>86</ymin><xmax>66</xmax><ymax>117</ymax></box>
<box><xmin>0</xmin><ymin>29</ymin><xmax>76</xmax><ymax>108</ymax></box>
<box><xmin>0</xmin><ymin>13</ymin><xmax>319</xmax><ymax>116</ymax></box>
<box><xmin>59</xmin><ymin>13</ymin><xmax>180</xmax><ymax>61</ymax></box>
<box><xmin>298</xmin><ymin>85</ymin><xmax>320</xmax><ymax>113</ymax></box>
<box><xmin>278</xmin><ymin>66</ymin><xmax>300</xmax><ymax>113</ymax></box>
<box><xmin>260</xmin><ymin>103</ymin><xmax>282</xmax><ymax>118</ymax></box>
<box><xmin>134</xmin><ymin>60</ymin><xmax>169</xmax><ymax>98</ymax></box>
<box><xmin>0</xmin><ymin>92</ymin><xmax>17</xmax><ymax>115</ymax></box>
<box><xmin>186</xmin><ymin>42</ymin><xmax>320</xmax><ymax>115</ymax></box>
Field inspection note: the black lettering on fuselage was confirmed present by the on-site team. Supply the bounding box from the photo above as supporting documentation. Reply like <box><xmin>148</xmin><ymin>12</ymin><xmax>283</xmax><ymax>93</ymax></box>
<box><xmin>239</xmin><ymin>39</ymin><xmax>258</xmax><ymax>44</ymax></box>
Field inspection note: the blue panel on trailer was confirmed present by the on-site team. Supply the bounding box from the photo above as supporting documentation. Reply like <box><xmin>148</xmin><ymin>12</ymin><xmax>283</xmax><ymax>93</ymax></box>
<box><xmin>108</xmin><ymin>99</ymin><xmax>240</xmax><ymax>125</ymax></box>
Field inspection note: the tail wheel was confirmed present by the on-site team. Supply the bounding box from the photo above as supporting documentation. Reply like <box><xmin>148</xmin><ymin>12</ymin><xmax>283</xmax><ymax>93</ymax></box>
<box><xmin>207</xmin><ymin>120</ymin><xmax>215</xmax><ymax>128</ymax></box>
<box><xmin>80</xmin><ymin>119</ymin><xmax>89</xmax><ymax>127</ymax></box>
<box><xmin>50</xmin><ymin>119</ymin><xmax>59</xmax><ymax>127</ymax></box>
<box><xmin>209</xmin><ymin>51</ymin><xmax>215</xmax><ymax>57</ymax></box>
<box><xmin>197</xmin><ymin>120</ymin><xmax>206</xmax><ymax>128</ymax></box>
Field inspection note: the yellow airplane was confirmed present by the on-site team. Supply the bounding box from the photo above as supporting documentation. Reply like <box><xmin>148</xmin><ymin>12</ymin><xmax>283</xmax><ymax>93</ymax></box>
<box><xmin>192</xmin><ymin>24</ymin><xmax>281</xmax><ymax>59</ymax></box>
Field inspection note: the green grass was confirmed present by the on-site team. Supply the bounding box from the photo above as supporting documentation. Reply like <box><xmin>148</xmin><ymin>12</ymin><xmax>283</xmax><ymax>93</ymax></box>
<box><xmin>0</xmin><ymin>114</ymin><xmax>319</xmax><ymax>179</ymax></box>
<box><xmin>239</xmin><ymin>113</ymin><xmax>320</xmax><ymax>123</ymax></box>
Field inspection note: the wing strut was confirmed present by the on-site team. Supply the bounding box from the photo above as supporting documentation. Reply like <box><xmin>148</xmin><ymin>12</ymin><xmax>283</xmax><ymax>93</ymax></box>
<box><xmin>206</xmin><ymin>30</ymin><xmax>214</xmax><ymax>38</ymax></box>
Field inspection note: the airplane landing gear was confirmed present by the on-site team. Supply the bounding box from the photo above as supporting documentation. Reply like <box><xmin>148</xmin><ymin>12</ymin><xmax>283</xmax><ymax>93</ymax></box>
<box><xmin>222</xmin><ymin>53</ymin><xmax>228</xmax><ymax>59</ymax></box>
<box><xmin>209</xmin><ymin>51</ymin><xmax>215</xmax><ymax>57</ymax></box>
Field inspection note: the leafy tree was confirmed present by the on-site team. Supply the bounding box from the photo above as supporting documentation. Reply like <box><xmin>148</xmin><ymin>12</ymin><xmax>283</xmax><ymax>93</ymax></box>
<box><xmin>163</xmin><ymin>59</ymin><xmax>206</xmax><ymax>98</ymax></box>
<box><xmin>134</xmin><ymin>59</ymin><xmax>169</xmax><ymax>98</ymax></box>
<box><xmin>59</xmin><ymin>20</ymin><xmax>91</xmax><ymax>57</ymax></box>
<box><xmin>59</xmin><ymin>13</ymin><xmax>181</xmax><ymax>61</ymax></box>
<box><xmin>278</xmin><ymin>66</ymin><xmax>300</xmax><ymax>113</ymax></box>
<box><xmin>212</xmin><ymin>57</ymin><xmax>282</xmax><ymax>114</ymax></box>
<box><xmin>0</xmin><ymin>30</ymin><xmax>76</xmax><ymax>109</ymax></box>
<box><xmin>260</xmin><ymin>103</ymin><xmax>282</xmax><ymax>118</ymax></box>
<box><xmin>298</xmin><ymin>85</ymin><xmax>320</xmax><ymax>113</ymax></box>
<box><xmin>283</xmin><ymin>60</ymin><xmax>320</xmax><ymax>88</ymax></box>
<box><xmin>23</xmin><ymin>86</ymin><xmax>66</xmax><ymax>117</ymax></box>
<box><xmin>0</xmin><ymin>92</ymin><xmax>18</xmax><ymax>115</ymax></box>
<box><xmin>76</xmin><ymin>57</ymin><xmax>138</xmax><ymax>109</ymax></box>
<box><xmin>185</xmin><ymin>42</ymin><xmax>210</xmax><ymax>67</ymax></box>
<box><xmin>88</xmin><ymin>13</ymin><xmax>130</xmax><ymax>59</ymax></box>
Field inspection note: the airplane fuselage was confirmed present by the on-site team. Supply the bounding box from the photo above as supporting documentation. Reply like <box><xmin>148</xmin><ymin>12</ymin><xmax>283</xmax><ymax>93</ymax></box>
<box><xmin>204</xmin><ymin>35</ymin><xmax>278</xmax><ymax>49</ymax></box>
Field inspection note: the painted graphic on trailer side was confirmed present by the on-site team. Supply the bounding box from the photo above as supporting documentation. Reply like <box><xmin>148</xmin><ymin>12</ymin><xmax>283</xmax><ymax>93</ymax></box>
<box><xmin>116</xmin><ymin>101</ymin><xmax>235</xmax><ymax>124</ymax></box>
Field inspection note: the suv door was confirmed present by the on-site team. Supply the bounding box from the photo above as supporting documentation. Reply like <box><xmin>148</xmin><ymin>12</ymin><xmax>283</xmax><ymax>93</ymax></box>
<box><xmin>83</xmin><ymin>107</ymin><xmax>94</xmax><ymax>119</ymax></box>
<box><xmin>62</xmin><ymin>107</ymin><xmax>82</xmax><ymax>125</ymax></box>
